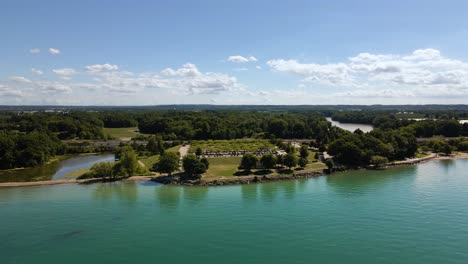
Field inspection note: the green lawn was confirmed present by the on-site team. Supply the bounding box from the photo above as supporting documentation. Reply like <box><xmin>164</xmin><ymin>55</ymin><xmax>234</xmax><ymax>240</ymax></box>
<box><xmin>202</xmin><ymin>155</ymin><xmax>325</xmax><ymax>180</ymax></box>
<box><xmin>139</xmin><ymin>145</ymin><xmax>181</xmax><ymax>168</ymax></box>
<box><xmin>203</xmin><ymin>156</ymin><xmax>242</xmax><ymax>179</ymax></box>
<box><xmin>103</xmin><ymin>127</ymin><xmax>139</xmax><ymax>140</ymax></box>
<box><xmin>190</xmin><ymin>139</ymin><xmax>276</xmax><ymax>153</ymax></box>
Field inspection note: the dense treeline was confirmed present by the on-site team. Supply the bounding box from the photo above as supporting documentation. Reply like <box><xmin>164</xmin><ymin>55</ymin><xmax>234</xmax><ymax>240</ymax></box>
<box><xmin>1</xmin><ymin>112</ymin><xmax>106</xmax><ymax>140</ymax></box>
<box><xmin>100</xmin><ymin>113</ymin><xmax>138</xmax><ymax>128</ymax></box>
<box><xmin>1</xmin><ymin>107</ymin><xmax>468</xmax><ymax>171</ymax></box>
<box><xmin>137</xmin><ymin>110</ymin><xmax>346</xmax><ymax>141</ymax></box>
<box><xmin>0</xmin><ymin>131</ymin><xmax>65</xmax><ymax>169</ymax></box>
<box><xmin>328</xmin><ymin>128</ymin><xmax>417</xmax><ymax>166</ymax></box>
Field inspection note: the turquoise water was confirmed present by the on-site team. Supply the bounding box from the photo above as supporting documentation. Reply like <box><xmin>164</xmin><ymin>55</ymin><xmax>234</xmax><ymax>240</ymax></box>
<box><xmin>0</xmin><ymin>154</ymin><xmax>114</xmax><ymax>182</ymax></box>
<box><xmin>1</xmin><ymin>159</ymin><xmax>468</xmax><ymax>264</ymax></box>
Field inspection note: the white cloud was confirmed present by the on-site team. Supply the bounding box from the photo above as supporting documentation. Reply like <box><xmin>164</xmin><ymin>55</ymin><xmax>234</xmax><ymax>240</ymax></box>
<box><xmin>228</xmin><ymin>55</ymin><xmax>258</xmax><ymax>63</ymax></box>
<box><xmin>161</xmin><ymin>63</ymin><xmax>200</xmax><ymax>77</ymax></box>
<box><xmin>29</xmin><ymin>48</ymin><xmax>40</xmax><ymax>54</ymax></box>
<box><xmin>90</xmin><ymin>63</ymin><xmax>243</xmax><ymax>95</ymax></box>
<box><xmin>267</xmin><ymin>48</ymin><xmax>468</xmax><ymax>98</ymax></box>
<box><xmin>256</xmin><ymin>65</ymin><xmax>262</xmax><ymax>70</ymax></box>
<box><xmin>31</xmin><ymin>68</ymin><xmax>43</xmax><ymax>75</ymax></box>
<box><xmin>9</xmin><ymin>76</ymin><xmax>32</xmax><ymax>83</ymax></box>
<box><xmin>0</xmin><ymin>84</ymin><xmax>24</xmax><ymax>97</ymax></box>
<box><xmin>36</xmin><ymin>81</ymin><xmax>72</xmax><ymax>93</ymax></box>
<box><xmin>48</xmin><ymin>48</ymin><xmax>61</xmax><ymax>55</ymax></box>
<box><xmin>85</xmin><ymin>63</ymin><xmax>119</xmax><ymax>72</ymax></box>
<box><xmin>52</xmin><ymin>68</ymin><xmax>76</xmax><ymax>75</ymax></box>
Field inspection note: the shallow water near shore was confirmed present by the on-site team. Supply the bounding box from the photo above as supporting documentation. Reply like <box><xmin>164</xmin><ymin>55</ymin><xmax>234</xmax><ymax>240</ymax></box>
<box><xmin>0</xmin><ymin>154</ymin><xmax>114</xmax><ymax>183</ymax></box>
<box><xmin>1</xmin><ymin>159</ymin><xmax>468</xmax><ymax>264</ymax></box>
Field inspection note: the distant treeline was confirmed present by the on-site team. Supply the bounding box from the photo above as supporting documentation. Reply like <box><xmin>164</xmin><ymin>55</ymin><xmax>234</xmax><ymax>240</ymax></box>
<box><xmin>1</xmin><ymin>107</ymin><xmax>468</xmax><ymax>170</ymax></box>
<box><xmin>137</xmin><ymin>111</ymin><xmax>344</xmax><ymax>140</ymax></box>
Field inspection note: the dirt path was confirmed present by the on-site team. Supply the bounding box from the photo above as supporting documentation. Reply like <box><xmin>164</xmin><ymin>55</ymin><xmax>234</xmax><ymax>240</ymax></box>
<box><xmin>179</xmin><ymin>144</ymin><xmax>191</xmax><ymax>158</ymax></box>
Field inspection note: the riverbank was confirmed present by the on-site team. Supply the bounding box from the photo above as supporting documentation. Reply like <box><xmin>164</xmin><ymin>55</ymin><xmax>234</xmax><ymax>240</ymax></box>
<box><xmin>2</xmin><ymin>153</ymin><xmax>467</xmax><ymax>188</ymax></box>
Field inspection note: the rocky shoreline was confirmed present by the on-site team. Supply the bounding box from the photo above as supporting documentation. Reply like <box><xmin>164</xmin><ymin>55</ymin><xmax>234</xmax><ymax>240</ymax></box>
<box><xmin>1</xmin><ymin>153</ymin><xmax>467</xmax><ymax>188</ymax></box>
<box><xmin>151</xmin><ymin>170</ymin><xmax>325</xmax><ymax>186</ymax></box>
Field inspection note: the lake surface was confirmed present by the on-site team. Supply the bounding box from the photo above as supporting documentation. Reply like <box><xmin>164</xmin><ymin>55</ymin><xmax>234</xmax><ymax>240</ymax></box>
<box><xmin>326</xmin><ymin>117</ymin><xmax>374</xmax><ymax>133</ymax></box>
<box><xmin>1</xmin><ymin>159</ymin><xmax>468</xmax><ymax>264</ymax></box>
<box><xmin>0</xmin><ymin>154</ymin><xmax>114</xmax><ymax>183</ymax></box>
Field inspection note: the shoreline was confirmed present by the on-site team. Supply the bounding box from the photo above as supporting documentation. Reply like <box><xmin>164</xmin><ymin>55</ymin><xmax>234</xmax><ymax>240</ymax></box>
<box><xmin>1</xmin><ymin>153</ymin><xmax>467</xmax><ymax>188</ymax></box>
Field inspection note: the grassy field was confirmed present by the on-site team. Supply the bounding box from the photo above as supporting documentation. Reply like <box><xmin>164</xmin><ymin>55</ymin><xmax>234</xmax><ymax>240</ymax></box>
<box><xmin>190</xmin><ymin>139</ymin><xmax>276</xmax><ymax>153</ymax></box>
<box><xmin>202</xmin><ymin>155</ymin><xmax>325</xmax><ymax>180</ymax></box>
<box><xmin>203</xmin><ymin>157</ymin><xmax>242</xmax><ymax>179</ymax></box>
<box><xmin>103</xmin><ymin>127</ymin><xmax>140</xmax><ymax>140</ymax></box>
<box><xmin>139</xmin><ymin>145</ymin><xmax>181</xmax><ymax>168</ymax></box>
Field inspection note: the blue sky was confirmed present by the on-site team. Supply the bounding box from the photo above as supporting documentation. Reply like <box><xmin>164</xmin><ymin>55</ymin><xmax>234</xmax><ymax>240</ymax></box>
<box><xmin>2</xmin><ymin>0</ymin><xmax>468</xmax><ymax>105</ymax></box>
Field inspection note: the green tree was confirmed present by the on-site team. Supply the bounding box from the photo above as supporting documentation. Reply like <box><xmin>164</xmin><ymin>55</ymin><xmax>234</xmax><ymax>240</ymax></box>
<box><xmin>370</xmin><ymin>155</ymin><xmax>388</xmax><ymax>168</ymax></box>
<box><xmin>183</xmin><ymin>154</ymin><xmax>207</xmax><ymax>176</ymax></box>
<box><xmin>283</xmin><ymin>153</ymin><xmax>298</xmax><ymax>169</ymax></box>
<box><xmin>276</xmin><ymin>154</ymin><xmax>284</xmax><ymax>166</ymax></box>
<box><xmin>152</xmin><ymin>152</ymin><xmax>180</xmax><ymax>176</ymax></box>
<box><xmin>325</xmin><ymin>159</ymin><xmax>334</xmax><ymax>172</ymax></box>
<box><xmin>200</xmin><ymin>157</ymin><xmax>209</xmax><ymax>170</ymax></box>
<box><xmin>260</xmin><ymin>154</ymin><xmax>277</xmax><ymax>170</ymax></box>
<box><xmin>146</xmin><ymin>137</ymin><xmax>159</xmax><ymax>154</ymax></box>
<box><xmin>239</xmin><ymin>153</ymin><xmax>258</xmax><ymax>172</ymax></box>
<box><xmin>195</xmin><ymin>147</ymin><xmax>203</xmax><ymax>156</ymax></box>
<box><xmin>114</xmin><ymin>146</ymin><xmax>139</xmax><ymax>177</ymax></box>
<box><xmin>298</xmin><ymin>157</ymin><xmax>308</xmax><ymax>168</ymax></box>
<box><xmin>442</xmin><ymin>143</ymin><xmax>452</xmax><ymax>155</ymax></box>
<box><xmin>90</xmin><ymin>162</ymin><xmax>114</xmax><ymax>179</ymax></box>
<box><xmin>285</xmin><ymin>144</ymin><xmax>295</xmax><ymax>154</ymax></box>
<box><xmin>299</xmin><ymin>145</ymin><xmax>309</xmax><ymax>158</ymax></box>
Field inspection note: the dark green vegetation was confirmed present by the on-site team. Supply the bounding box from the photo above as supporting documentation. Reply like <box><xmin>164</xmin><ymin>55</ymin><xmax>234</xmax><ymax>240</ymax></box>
<box><xmin>0</xmin><ymin>131</ymin><xmax>65</xmax><ymax>169</ymax></box>
<box><xmin>1</xmin><ymin>105</ymin><xmax>468</xmax><ymax>175</ymax></box>
<box><xmin>80</xmin><ymin>146</ymin><xmax>147</xmax><ymax>179</ymax></box>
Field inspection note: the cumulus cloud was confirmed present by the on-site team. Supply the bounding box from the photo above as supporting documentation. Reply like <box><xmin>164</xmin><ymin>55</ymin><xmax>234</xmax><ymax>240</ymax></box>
<box><xmin>36</xmin><ymin>81</ymin><xmax>72</xmax><ymax>93</ymax></box>
<box><xmin>29</xmin><ymin>48</ymin><xmax>40</xmax><ymax>54</ymax></box>
<box><xmin>10</xmin><ymin>76</ymin><xmax>32</xmax><ymax>83</ymax></box>
<box><xmin>228</xmin><ymin>55</ymin><xmax>258</xmax><ymax>63</ymax></box>
<box><xmin>52</xmin><ymin>68</ymin><xmax>76</xmax><ymax>75</ymax></box>
<box><xmin>267</xmin><ymin>48</ymin><xmax>468</xmax><ymax>98</ymax></box>
<box><xmin>85</xmin><ymin>63</ymin><xmax>119</xmax><ymax>72</ymax></box>
<box><xmin>31</xmin><ymin>68</ymin><xmax>43</xmax><ymax>75</ymax></box>
<box><xmin>161</xmin><ymin>63</ymin><xmax>201</xmax><ymax>77</ymax></box>
<box><xmin>48</xmin><ymin>48</ymin><xmax>61</xmax><ymax>55</ymax></box>
<box><xmin>88</xmin><ymin>63</ymin><xmax>243</xmax><ymax>95</ymax></box>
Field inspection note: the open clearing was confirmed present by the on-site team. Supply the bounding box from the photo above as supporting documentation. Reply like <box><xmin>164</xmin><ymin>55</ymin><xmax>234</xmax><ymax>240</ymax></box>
<box><xmin>104</xmin><ymin>127</ymin><xmax>140</xmax><ymax>141</ymax></box>
<box><xmin>202</xmin><ymin>155</ymin><xmax>326</xmax><ymax>181</ymax></box>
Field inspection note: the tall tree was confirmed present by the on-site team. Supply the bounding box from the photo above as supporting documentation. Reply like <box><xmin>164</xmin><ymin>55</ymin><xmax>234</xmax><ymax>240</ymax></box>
<box><xmin>239</xmin><ymin>153</ymin><xmax>258</xmax><ymax>172</ymax></box>
<box><xmin>260</xmin><ymin>154</ymin><xmax>277</xmax><ymax>170</ymax></box>
<box><xmin>283</xmin><ymin>153</ymin><xmax>298</xmax><ymax>170</ymax></box>
<box><xmin>152</xmin><ymin>152</ymin><xmax>180</xmax><ymax>176</ymax></box>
